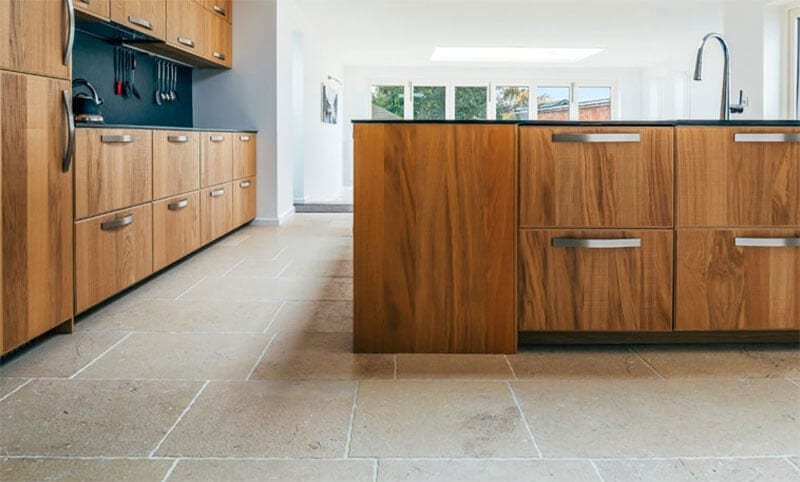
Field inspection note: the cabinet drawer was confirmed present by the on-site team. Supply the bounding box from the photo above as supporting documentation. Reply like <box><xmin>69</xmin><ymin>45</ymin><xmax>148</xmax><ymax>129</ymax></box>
<box><xmin>110</xmin><ymin>0</ymin><xmax>166</xmax><ymax>40</ymax></box>
<box><xmin>153</xmin><ymin>192</ymin><xmax>201</xmax><ymax>271</ymax></box>
<box><xmin>153</xmin><ymin>130</ymin><xmax>200</xmax><ymax>199</ymax></box>
<box><xmin>519</xmin><ymin>127</ymin><xmax>673</xmax><ymax>228</ymax></box>
<box><xmin>204</xmin><ymin>0</ymin><xmax>231</xmax><ymax>22</ymax></box>
<box><xmin>201</xmin><ymin>182</ymin><xmax>233</xmax><ymax>244</ymax></box>
<box><xmin>233</xmin><ymin>133</ymin><xmax>257</xmax><ymax>179</ymax></box>
<box><xmin>677</xmin><ymin>127</ymin><xmax>800</xmax><ymax>227</ymax></box>
<box><xmin>75</xmin><ymin>129</ymin><xmax>153</xmax><ymax>219</ymax></box>
<box><xmin>75</xmin><ymin>0</ymin><xmax>111</xmax><ymax>20</ymax></box>
<box><xmin>75</xmin><ymin>203</ymin><xmax>153</xmax><ymax>313</ymax></box>
<box><xmin>676</xmin><ymin>229</ymin><xmax>800</xmax><ymax>331</ymax></box>
<box><xmin>166</xmin><ymin>0</ymin><xmax>205</xmax><ymax>55</ymax></box>
<box><xmin>204</xmin><ymin>9</ymin><xmax>232</xmax><ymax>67</ymax></box>
<box><xmin>201</xmin><ymin>132</ymin><xmax>232</xmax><ymax>187</ymax></box>
<box><xmin>519</xmin><ymin>229</ymin><xmax>673</xmax><ymax>332</ymax></box>
<box><xmin>233</xmin><ymin>177</ymin><xmax>256</xmax><ymax>226</ymax></box>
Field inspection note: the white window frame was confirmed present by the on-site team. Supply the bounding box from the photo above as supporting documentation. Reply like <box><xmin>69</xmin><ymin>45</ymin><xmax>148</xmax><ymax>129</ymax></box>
<box><xmin>491</xmin><ymin>82</ymin><xmax>535</xmax><ymax>120</ymax></box>
<box><xmin>573</xmin><ymin>82</ymin><xmax>620</xmax><ymax>121</ymax></box>
<box><xmin>452</xmin><ymin>81</ymin><xmax>492</xmax><ymax>120</ymax></box>
<box><xmin>367</xmin><ymin>82</ymin><xmax>409</xmax><ymax>120</ymax></box>
<box><xmin>790</xmin><ymin>7</ymin><xmax>800</xmax><ymax>120</ymax></box>
<box><xmin>411</xmin><ymin>81</ymin><xmax>449</xmax><ymax>120</ymax></box>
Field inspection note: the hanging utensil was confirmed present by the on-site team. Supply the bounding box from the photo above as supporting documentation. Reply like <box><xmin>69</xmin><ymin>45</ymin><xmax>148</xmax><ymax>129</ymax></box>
<box><xmin>170</xmin><ymin>63</ymin><xmax>176</xmax><ymax>102</ymax></box>
<box><xmin>130</xmin><ymin>52</ymin><xmax>141</xmax><ymax>100</ymax></box>
<box><xmin>115</xmin><ymin>47</ymin><xmax>122</xmax><ymax>96</ymax></box>
<box><xmin>124</xmin><ymin>50</ymin><xmax>133</xmax><ymax>98</ymax></box>
<box><xmin>154</xmin><ymin>60</ymin><xmax>162</xmax><ymax>106</ymax></box>
<box><xmin>161</xmin><ymin>61</ymin><xmax>169</xmax><ymax>103</ymax></box>
<box><xmin>173</xmin><ymin>63</ymin><xmax>179</xmax><ymax>102</ymax></box>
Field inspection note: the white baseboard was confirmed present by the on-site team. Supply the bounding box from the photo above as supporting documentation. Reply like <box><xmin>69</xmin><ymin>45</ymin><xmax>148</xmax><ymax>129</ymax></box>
<box><xmin>278</xmin><ymin>207</ymin><xmax>295</xmax><ymax>224</ymax></box>
<box><xmin>253</xmin><ymin>207</ymin><xmax>296</xmax><ymax>226</ymax></box>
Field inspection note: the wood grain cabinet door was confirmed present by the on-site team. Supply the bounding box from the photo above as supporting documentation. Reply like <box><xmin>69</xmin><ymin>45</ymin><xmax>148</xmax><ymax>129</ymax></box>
<box><xmin>0</xmin><ymin>0</ymin><xmax>72</xmax><ymax>79</ymax></box>
<box><xmin>518</xmin><ymin>229</ymin><xmax>673</xmax><ymax>332</ymax></box>
<box><xmin>200</xmin><ymin>132</ymin><xmax>232</xmax><ymax>187</ymax></box>
<box><xmin>676</xmin><ymin>229</ymin><xmax>799</xmax><ymax>330</ymax></box>
<box><xmin>166</xmin><ymin>0</ymin><xmax>205</xmax><ymax>56</ymax></box>
<box><xmin>519</xmin><ymin>127</ymin><xmax>674</xmax><ymax>228</ymax></box>
<box><xmin>74</xmin><ymin>0</ymin><xmax>110</xmax><ymax>20</ymax></box>
<box><xmin>200</xmin><ymin>182</ymin><xmax>232</xmax><ymax>244</ymax></box>
<box><xmin>233</xmin><ymin>177</ymin><xmax>256</xmax><ymax>227</ymax></box>
<box><xmin>677</xmin><ymin>127</ymin><xmax>800</xmax><ymax>227</ymax></box>
<box><xmin>204</xmin><ymin>0</ymin><xmax>231</xmax><ymax>22</ymax></box>
<box><xmin>233</xmin><ymin>133</ymin><xmax>256</xmax><ymax>179</ymax></box>
<box><xmin>153</xmin><ymin>130</ymin><xmax>200</xmax><ymax>200</ymax></box>
<box><xmin>153</xmin><ymin>192</ymin><xmax>201</xmax><ymax>271</ymax></box>
<box><xmin>204</xmin><ymin>8</ymin><xmax>232</xmax><ymax>67</ymax></box>
<box><xmin>110</xmin><ymin>0</ymin><xmax>166</xmax><ymax>40</ymax></box>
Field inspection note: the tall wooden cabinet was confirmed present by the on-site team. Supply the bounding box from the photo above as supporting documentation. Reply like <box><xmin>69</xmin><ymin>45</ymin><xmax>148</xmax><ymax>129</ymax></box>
<box><xmin>0</xmin><ymin>0</ymin><xmax>73</xmax><ymax>79</ymax></box>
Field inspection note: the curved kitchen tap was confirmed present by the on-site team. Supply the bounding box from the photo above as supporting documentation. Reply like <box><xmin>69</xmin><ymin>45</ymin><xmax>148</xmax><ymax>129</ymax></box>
<box><xmin>693</xmin><ymin>32</ymin><xmax>745</xmax><ymax>120</ymax></box>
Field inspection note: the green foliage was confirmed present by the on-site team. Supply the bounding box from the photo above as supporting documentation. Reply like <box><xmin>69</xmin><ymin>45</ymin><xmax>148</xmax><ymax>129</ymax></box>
<box><xmin>371</xmin><ymin>86</ymin><xmax>404</xmax><ymax>119</ymax></box>
<box><xmin>413</xmin><ymin>86</ymin><xmax>446</xmax><ymax>120</ymax></box>
<box><xmin>496</xmin><ymin>86</ymin><xmax>530</xmax><ymax>120</ymax></box>
<box><xmin>455</xmin><ymin>87</ymin><xmax>487</xmax><ymax>120</ymax></box>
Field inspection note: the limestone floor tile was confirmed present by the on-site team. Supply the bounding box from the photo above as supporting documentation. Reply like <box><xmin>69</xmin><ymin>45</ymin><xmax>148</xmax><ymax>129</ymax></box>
<box><xmin>349</xmin><ymin>381</ymin><xmax>538</xmax><ymax>458</ymax></box>
<box><xmin>511</xmin><ymin>378</ymin><xmax>800</xmax><ymax>458</ymax></box>
<box><xmin>155</xmin><ymin>380</ymin><xmax>355</xmax><ymax>458</ymax></box>
<box><xmin>249</xmin><ymin>332</ymin><xmax>393</xmax><ymax>380</ymax></box>
<box><xmin>280</xmin><ymin>259</ymin><xmax>354</xmax><ymax>278</ymax></box>
<box><xmin>0</xmin><ymin>378</ymin><xmax>29</xmax><ymax>400</ymax></box>
<box><xmin>180</xmin><ymin>276</ymin><xmax>352</xmax><ymax>302</ymax></box>
<box><xmin>396</xmin><ymin>355</ymin><xmax>513</xmax><ymax>380</ymax></box>
<box><xmin>0</xmin><ymin>332</ymin><xmax>126</xmax><ymax>378</ymax></box>
<box><xmin>633</xmin><ymin>344</ymin><xmax>800</xmax><ymax>379</ymax></box>
<box><xmin>0</xmin><ymin>379</ymin><xmax>202</xmax><ymax>456</ymax></box>
<box><xmin>76</xmin><ymin>333</ymin><xmax>270</xmax><ymax>380</ymax></box>
<box><xmin>223</xmin><ymin>257</ymin><xmax>291</xmax><ymax>277</ymax></box>
<box><xmin>158</xmin><ymin>251</ymin><xmax>243</xmax><ymax>278</ymax></box>
<box><xmin>507</xmin><ymin>346</ymin><xmax>658</xmax><ymax>379</ymax></box>
<box><xmin>124</xmin><ymin>272</ymin><xmax>206</xmax><ymax>300</ymax></box>
<box><xmin>76</xmin><ymin>298</ymin><xmax>282</xmax><ymax>334</ymax></box>
<box><xmin>789</xmin><ymin>457</ymin><xmax>800</xmax><ymax>471</ymax></box>
<box><xmin>594</xmin><ymin>458</ymin><xmax>800</xmax><ymax>482</ymax></box>
<box><xmin>377</xmin><ymin>459</ymin><xmax>598</xmax><ymax>482</ymax></box>
<box><xmin>169</xmin><ymin>459</ymin><xmax>375</xmax><ymax>482</ymax></box>
<box><xmin>0</xmin><ymin>458</ymin><xmax>173</xmax><ymax>482</ymax></box>
<box><xmin>267</xmin><ymin>301</ymin><xmax>353</xmax><ymax>333</ymax></box>
<box><xmin>277</xmin><ymin>244</ymin><xmax>353</xmax><ymax>262</ymax></box>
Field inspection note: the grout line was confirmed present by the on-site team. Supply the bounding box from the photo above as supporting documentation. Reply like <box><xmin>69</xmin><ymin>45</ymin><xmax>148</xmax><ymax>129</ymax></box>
<box><xmin>275</xmin><ymin>259</ymin><xmax>294</xmax><ymax>277</ymax></box>
<box><xmin>68</xmin><ymin>333</ymin><xmax>133</xmax><ymax>379</ymax></box>
<box><xmin>373</xmin><ymin>458</ymin><xmax>379</xmax><ymax>482</ymax></box>
<box><xmin>786</xmin><ymin>378</ymin><xmax>800</xmax><ymax>388</ymax></box>
<box><xmin>506</xmin><ymin>381</ymin><xmax>543</xmax><ymax>458</ymax></box>
<box><xmin>590</xmin><ymin>460</ymin><xmax>606</xmax><ymax>482</ymax></box>
<box><xmin>262</xmin><ymin>302</ymin><xmax>287</xmax><ymax>334</ymax></box>
<box><xmin>246</xmin><ymin>332</ymin><xmax>278</xmax><ymax>380</ymax></box>
<box><xmin>220</xmin><ymin>259</ymin><xmax>246</xmax><ymax>277</ymax></box>
<box><xmin>344</xmin><ymin>381</ymin><xmax>361</xmax><ymax>458</ymax></box>
<box><xmin>503</xmin><ymin>355</ymin><xmax>518</xmax><ymax>380</ymax></box>
<box><xmin>628</xmin><ymin>346</ymin><xmax>665</xmax><ymax>380</ymax></box>
<box><xmin>786</xmin><ymin>456</ymin><xmax>800</xmax><ymax>473</ymax></box>
<box><xmin>160</xmin><ymin>458</ymin><xmax>180</xmax><ymax>482</ymax></box>
<box><xmin>393</xmin><ymin>355</ymin><xmax>397</xmax><ymax>380</ymax></box>
<box><xmin>174</xmin><ymin>276</ymin><xmax>208</xmax><ymax>300</ymax></box>
<box><xmin>149</xmin><ymin>381</ymin><xmax>210</xmax><ymax>458</ymax></box>
<box><xmin>271</xmin><ymin>246</ymin><xmax>288</xmax><ymax>261</ymax></box>
<box><xmin>0</xmin><ymin>379</ymin><xmax>32</xmax><ymax>403</ymax></box>
<box><xmin>3</xmin><ymin>455</ymin><xmax>799</xmax><ymax>462</ymax></box>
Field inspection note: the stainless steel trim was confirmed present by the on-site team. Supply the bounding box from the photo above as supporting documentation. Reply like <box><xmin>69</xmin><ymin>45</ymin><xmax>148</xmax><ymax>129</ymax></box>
<box><xmin>733</xmin><ymin>133</ymin><xmax>800</xmax><ymax>143</ymax></box>
<box><xmin>101</xmin><ymin>134</ymin><xmax>134</xmax><ymax>143</ymax></box>
<box><xmin>167</xmin><ymin>135</ymin><xmax>189</xmax><ymax>143</ymax></box>
<box><xmin>213</xmin><ymin>5</ymin><xmax>227</xmax><ymax>16</ymax></box>
<box><xmin>168</xmin><ymin>199</ymin><xmax>189</xmax><ymax>210</ymax></box>
<box><xmin>552</xmin><ymin>133</ymin><xmax>641</xmax><ymax>143</ymax></box>
<box><xmin>209</xmin><ymin>135</ymin><xmax>225</xmax><ymax>142</ymax></box>
<box><xmin>62</xmin><ymin>90</ymin><xmax>75</xmax><ymax>173</ymax></box>
<box><xmin>239</xmin><ymin>135</ymin><xmax>251</xmax><ymax>141</ymax></box>
<box><xmin>734</xmin><ymin>237</ymin><xmax>800</xmax><ymax>248</ymax></box>
<box><xmin>128</xmin><ymin>15</ymin><xmax>153</xmax><ymax>30</ymax></box>
<box><xmin>210</xmin><ymin>188</ymin><xmax>225</xmax><ymax>197</ymax></box>
<box><xmin>239</xmin><ymin>181</ymin><xmax>251</xmax><ymax>188</ymax></box>
<box><xmin>552</xmin><ymin>238</ymin><xmax>642</xmax><ymax>249</ymax></box>
<box><xmin>101</xmin><ymin>214</ymin><xmax>134</xmax><ymax>231</ymax></box>
<box><xmin>64</xmin><ymin>0</ymin><xmax>75</xmax><ymax>65</ymax></box>
<box><xmin>177</xmin><ymin>37</ymin><xmax>195</xmax><ymax>48</ymax></box>
<box><xmin>212</xmin><ymin>51</ymin><xmax>226</xmax><ymax>61</ymax></box>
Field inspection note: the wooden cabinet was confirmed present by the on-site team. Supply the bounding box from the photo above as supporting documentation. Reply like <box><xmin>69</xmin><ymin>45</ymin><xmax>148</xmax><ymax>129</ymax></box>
<box><xmin>519</xmin><ymin>127</ymin><xmax>673</xmax><ymax>228</ymax></box>
<box><xmin>200</xmin><ymin>182</ymin><xmax>232</xmax><ymax>244</ymax></box>
<box><xmin>0</xmin><ymin>0</ymin><xmax>72</xmax><ymax>79</ymax></box>
<box><xmin>200</xmin><ymin>132</ymin><xmax>232</xmax><ymax>187</ymax></box>
<box><xmin>233</xmin><ymin>177</ymin><xmax>256</xmax><ymax>226</ymax></box>
<box><xmin>75</xmin><ymin>0</ymin><xmax>110</xmax><ymax>20</ymax></box>
<box><xmin>166</xmin><ymin>0</ymin><xmax>205</xmax><ymax>56</ymax></box>
<box><xmin>110</xmin><ymin>0</ymin><xmax>166</xmax><ymax>40</ymax></box>
<box><xmin>1</xmin><ymin>72</ymin><xmax>73</xmax><ymax>354</ymax></box>
<box><xmin>153</xmin><ymin>130</ymin><xmax>200</xmax><ymax>199</ymax></box>
<box><xmin>677</xmin><ymin>127</ymin><xmax>800</xmax><ymax>227</ymax></box>
<box><xmin>75</xmin><ymin>203</ymin><xmax>153</xmax><ymax>314</ymax></box>
<box><xmin>75</xmin><ymin>129</ymin><xmax>153</xmax><ymax>219</ymax></box>
<box><xmin>153</xmin><ymin>192</ymin><xmax>201</xmax><ymax>271</ymax></box>
<box><xmin>204</xmin><ymin>9</ymin><xmax>232</xmax><ymax>68</ymax></box>
<box><xmin>204</xmin><ymin>0</ymin><xmax>231</xmax><ymax>22</ymax></box>
<box><xmin>676</xmin><ymin>229</ymin><xmax>799</xmax><ymax>331</ymax></box>
<box><xmin>518</xmin><ymin>229</ymin><xmax>673</xmax><ymax>332</ymax></box>
<box><xmin>233</xmin><ymin>133</ymin><xmax>257</xmax><ymax>179</ymax></box>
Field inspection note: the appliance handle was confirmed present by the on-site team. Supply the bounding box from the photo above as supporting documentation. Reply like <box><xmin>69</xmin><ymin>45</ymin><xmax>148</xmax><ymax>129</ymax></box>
<box><xmin>62</xmin><ymin>90</ymin><xmax>75</xmax><ymax>173</ymax></box>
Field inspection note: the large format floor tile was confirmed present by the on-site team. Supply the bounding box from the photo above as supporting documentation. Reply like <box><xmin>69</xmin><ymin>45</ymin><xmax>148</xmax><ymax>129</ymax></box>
<box><xmin>123</xmin><ymin>273</ymin><xmax>207</xmax><ymax>300</ymax></box>
<box><xmin>169</xmin><ymin>459</ymin><xmax>374</xmax><ymax>482</ymax></box>
<box><xmin>376</xmin><ymin>459</ymin><xmax>598</xmax><ymax>482</ymax></box>
<box><xmin>507</xmin><ymin>346</ymin><xmax>658</xmax><ymax>379</ymax></box>
<box><xmin>267</xmin><ymin>301</ymin><xmax>353</xmax><ymax>333</ymax></box>
<box><xmin>396</xmin><ymin>355</ymin><xmax>513</xmax><ymax>380</ymax></box>
<box><xmin>223</xmin><ymin>257</ymin><xmax>291</xmax><ymax>277</ymax></box>
<box><xmin>633</xmin><ymin>344</ymin><xmax>800</xmax><ymax>379</ymax></box>
<box><xmin>280</xmin><ymin>259</ymin><xmax>354</xmax><ymax>278</ymax></box>
<box><xmin>179</xmin><ymin>276</ymin><xmax>352</xmax><ymax>302</ymax></box>
<box><xmin>0</xmin><ymin>458</ymin><xmax>172</xmax><ymax>482</ymax></box>
<box><xmin>0</xmin><ymin>332</ymin><xmax>126</xmax><ymax>378</ymax></box>
<box><xmin>0</xmin><ymin>378</ymin><xmax>29</xmax><ymax>400</ymax></box>
<box><xmin>594</xmin><ymin>457</ymin><xmax>800</xmax><ymax>482</ymax></box>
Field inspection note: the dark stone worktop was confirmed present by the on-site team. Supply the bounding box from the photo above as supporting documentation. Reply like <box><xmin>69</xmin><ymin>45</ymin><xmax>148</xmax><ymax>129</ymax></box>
<box><xmin>352</xmin><ymin>119</ymin><xmax>800</xmax><ymax>127</ymax></box>
<box><xmin>76</xmin><ymin>123</ymin><xmax>257</xmax><ymax>133</ymax></box>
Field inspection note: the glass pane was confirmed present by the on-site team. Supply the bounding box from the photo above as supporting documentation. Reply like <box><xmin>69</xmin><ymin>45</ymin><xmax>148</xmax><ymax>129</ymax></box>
<box><xmin>578</xmin><ymin>86</ymin><xmax>612</xmax><ymax>121</ymax></box>
<box><xmin>371</xmin><ymin>85</ymin><xmax>404</xmax><ymax>120</ymax></box>
<box><xmin>455</xmin><ymin>86</ymin><xmax>487</xmax><ymax>120</ymax></box>
<box><xmin>537</xmin><ymin>86</ymin><xmax>570</xmax><ymax>120</ymax></box>
<box><xmin>413</xmin><ymin>86</ymin><xmax>446</xmax><ymax>120</ymax></box>
<box><xmin>495</xmin><ymin>85</ymin><xmax>529</xmax><ymax>120</ymax></box>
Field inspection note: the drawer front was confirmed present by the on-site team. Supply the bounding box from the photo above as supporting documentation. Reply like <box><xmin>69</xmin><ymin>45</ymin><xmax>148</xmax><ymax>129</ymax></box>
<box><xmin>153</xmin><ymin>130</ymin><xmax>200</xmax><ymax>199</ymax></box>
<box><xmin>519</xmin><ymin>229</ymin><xmax>673</xmax><ymax>332</ymax></box>
<box><xmin>166</xmin><ymin>0</ymin><xmax>205</xmax><ymax>55</ymax></box>
<box><xmin>233</xmin><ymin>133</ymin><xmax>257</xmax><ymax>179</ymax></box>
<box><xmin>75</xmin><ymin>129</ymin><xmax>153</xmax><ymax>219</ymax></box>
<box><xmin>676</xmin><ymin>229</ymin><xmax>800</xmax><ymax>331</ymax></box>
<box><xmin>75</xmin><ymin>203</ymin><xmax>153</xmax><ymax>313</ymax></box>
<box><xmin>204</xmin><ymin>0</ymin><xmax>231</xmax><ymax>22</ymax></box>
<box><xmin>110</xmin><ymin>0</ymin><xmax>166</xmax><ymax>40</ymax></box>
<box><xmin>201</xmin><ymin>182</ymin><xmax>233</xmax><ymax>244</ymax></box>
<box><xmin>519</xmin><ymin>127</ymin><xmax>673</xmax><ymax>228</ymax></box>
<box><xmin>233</xmin><ymin>176</ymin><xmax>256</xmax><ymax>226</ymax></box>
<box><xmin>677</xmin><ymin>127</ymin><xmax>800</xmax><ymax>227</ymax></box>
<box><xmin>201</xmin><ymin>132</ymin><xmax>233</xmax><ymax>187</ymax></box>
<box><xmin>153</xmin><ymin>192</ymin><xmax>201</xmax><ymax>271</ymax></box>
<box><xmin>75</xmin><ymin>0</ymin><xmax>111</xmax><ymax>20</ymax></box>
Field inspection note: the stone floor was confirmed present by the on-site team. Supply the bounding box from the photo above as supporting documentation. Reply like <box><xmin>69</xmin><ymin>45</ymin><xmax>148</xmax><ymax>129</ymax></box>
<box><xmin>1</xmin><ymin>213</ymin><xmax>799</xmax><ymax>481</ymax></box>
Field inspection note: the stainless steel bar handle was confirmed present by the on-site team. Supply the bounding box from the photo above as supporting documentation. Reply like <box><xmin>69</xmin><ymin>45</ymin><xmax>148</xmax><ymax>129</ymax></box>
<box><xmin>101</xmin><ymin>214</ymin><xmax>134</xmax><ymax>231</ymax></box>
<box><xmin>209</xmin><ymin>135</ymin><xmax>225</xmax><ymax>142</ymax></box>
<box><xmin>64</xmin><ymin>0</ymin><xmax>75</xmax><ymax>65</ymax></box>
<box><xmin>239</xmin><ymin>181</ymin><xmax>251</xmax><ymax>188</ymax></box>
<box><xmin>128</xmin><ymin>16</ymin><xmax>153</xmax><ymax>30</ymax></box>
<box><xmin>168</xmin><ymin>199</ymin><xmax>189</xmax><ymax>210</ymax></box>
<box><xmin>62</xmin><ymin>90</ymin><xmax>75</xmax><ymax>173</ymax></box>
<box><xmin>213</xmin><ymin>52</ymin><xmax>226</xmax><ymax>61</ymax></box>
<box><xmin>78</xmin><ymin>0</ymin><xmax>90</xmax><ymax>3</ymax></box>
<box><xmin>552</xmin><ymin>238</ymin><xmax>642</xmax><ymax>249</ymax></box>
<box><xmin>177</xmin><ymin>37</ymin><xmax>195</xmax><ymax>48</ymax></box>
<box><xmin>735</xmin><ymin>237</ymin><xmax>800</xmax><ymax>248</ymax></box>
<box><xmin>210</xmin><ymin>188</ymin><xmax>225</xmax><ymax>197</ymax></box>
<box><xmin>101</xmin><ymin>134</ymin><xmax>134</xmax><ymax>143</ymax></box>
<box><xmin>733</xmin><ymin>133</ymin><xmax>800</xmax><ymax>143</ymax></box>
<box><xmin>213</xmin><ymin>5</ymin><xmax>227</xmax><ymax>16</ymax></box>
<box><xmin>552</xmin><ymin>133</ymin><xmax>641</xmax><ymax>143</ymax></box>
<box><xmin>239</xmin><ymin>135</ymin><xmax>251</xmax><ymax>141</ymax></box>
<box><xmin>168</xmin><ymin>135</ymin><xmax>189</xmax><ymax>143</ymax></box>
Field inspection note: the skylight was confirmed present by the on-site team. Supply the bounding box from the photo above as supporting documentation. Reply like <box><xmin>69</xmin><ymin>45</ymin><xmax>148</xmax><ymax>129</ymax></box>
<box><xmin>430</xmin><ymin>47</ymin><xmax>604</xmax><ymax>63</ymax></box>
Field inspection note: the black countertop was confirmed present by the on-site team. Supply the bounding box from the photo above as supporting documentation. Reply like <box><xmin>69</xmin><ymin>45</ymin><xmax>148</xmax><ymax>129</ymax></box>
<box><xmin>76</xmin><ymin>123</ymin><xmax>257</xmax><ymax>133</ymax></box>
<box><xmin>353</xmin><ymin>119</ymin><xmax>800</xmax><ymax>126</ymax></box>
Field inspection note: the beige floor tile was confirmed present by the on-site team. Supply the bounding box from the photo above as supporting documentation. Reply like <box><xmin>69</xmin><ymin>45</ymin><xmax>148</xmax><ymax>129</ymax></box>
<box><xmin>396</xmin><ymin>355</ymin><xmax>513</xmax><ymax>379</ymax></box>
<box><xmin>508</xmin><ymin>346</ymin><xmax>658</xmax><ymax>379</ymax></box>
<box><xmin>0</xmin><ymin>379</ymin><xmax>202</xmax><ymax>456</ymax></box>
<box><xmin>77</xmin><ymin>333</ymin><xmax>270</xmax><ymax>380</ymax></box>
<box><xmin>169</xmin><ymin>459</ymin><xmax>374</xmax><ymax>482</ymax></box>
<box><xmin>223</xmin><ymin>257</ymin><xmax>291</xmax><ymax>277</ymax></box>
<box><xmin>0</xmin><ymin>458</ymin><xmax>172</xmax><ymax>482</ymax></box>
<box><xmin>0</xmin><ymin>333</ymin><xmax>126</xmax><ymax>378</ymax></box>
<box><xmin>180</xmin><ymin>276</ymin><xmax>352</xmax><ymax>302</ymax></box>
<box><xmin>267</xmin><ymin>301</ymin><xmax>353</xmax><ymax>333</ymax></box>
<box><xmin>277</xmin><ymin>245</ymin><xmax>353</xmax><ymax>262</ymax></box>
<box><xmin>280</xmin><ymin>259</ymin><xmax>353</xmax><ymax>278</ymax></box>
<box><xmin>124</xmin><ymin>273</ymin><xmax>206</xmax><ymax>300</ymax></box>
<box><xmin>377</xmin><ymin>459</ymin><xmax>598</xmax><ymax>482</ymax></box>
<box><xmin>350</xmin><ymin>380</ymin><xmax>538</xmax><ymax>458</ymax></box>
<box><xmin>634</xmin><ymin>344</ymin><xmax>800</xmax><ymax>379</ymax></box>
<box><xmin>250</xmin><ymin>332</ymin><xmax>392</xmax><ymax>380</ymax></box>
<box><xmin>594</xmin><ymin>458</ymin><xmax>800</xmax><ymax>482</ymax></box>
<box><xmin>0</xmin><ymin>378</ymin><xmax>29</xmax><ymax>399</ymax></box>
<box><xmin>155</xmin><ymin>380</ymin><xmax>355</xmax><ymax>457</ymax></box>
<box><xmin>157</xmin><ymin>251</ymin><xmax>244</xmax><ymax>278</ymax></box>
<box><xmin>511</xmin><ymin>378</ymin><xmax>800</xmax><ymax>458</ymax></box>
<box><xmin>789</xmin><ymin>457</ymin><xmax>800</xmax><ymax>471</ymax></box>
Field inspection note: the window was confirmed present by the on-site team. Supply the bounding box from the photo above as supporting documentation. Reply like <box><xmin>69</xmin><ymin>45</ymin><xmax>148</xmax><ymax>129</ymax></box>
<box><xmin>792</xmin><ymin>7</ymin><xmax>800</xmax><ymax>119</ymax></box>
<box><xmin>454</xmin><ymin>85</ymin><xmax>488</xmax><ymax>120</ymax></box>
<box><xmin>495</xmin><ymin>85</ymin><xmax>530</xmax><ymax>120</ymax></box>
<box><xmin>578</xmin><ymin>86</ymin><xmax>612</xmax><ymax>121</ymax></box>
<box><xmin>370</xmin><ymin>85</ymin><xmax>405</xmax><ymax>120</ymax></box>
<box><xmin>413</xmin><ymin>85</ymin><xmax>446</xmax><ymax>120</ymax></box>
<box><xmin>536</xmin><ymin>86</ymin><xmax>571</xmax><ymax>120</ymax></box>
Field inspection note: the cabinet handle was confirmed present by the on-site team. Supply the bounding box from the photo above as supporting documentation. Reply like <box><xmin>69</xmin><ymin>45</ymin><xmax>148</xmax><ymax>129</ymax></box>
<box><xmin>212</xmin><ymin>51</ymin><xmax>227</xmax><ymax>61</ymax></box>
<box><xmin>128</xmin><ymin>16</ymin><xmax>153</xmax><ymax>30</ymax></box>
<box><xmin>239</xmin><ymin>180</ymin><xmax>251</xmax><ymax>188</ymax></box>
<box><xmin>168</xmin><ymin>199</ymin><xmax>189</xmax><ymax>210</ymax></box>
<box><xmin>734</xmin><ymin>133</ymin><xmax>800</xmax><ymax>143</ymax></box>
<box><xmin>735</xmin><ymin>237</ymin><xmax>800</xmax><ymax>248</ymax></box>
<box><xmin>239</xmin><ymin>135</ymin><xmax>251</xmax><ymax>141</ymax></box>
<box><xmin>64</xmin><ymin>0</ymin><xmax>75</xmax><ymax>65</ymax></box>
<box><xmin>177</xmin><ymin>37</ymin><xmax>195</xmax><ymax>48</ymax></box>
<box><xmin>552</xmin><ymin>238</ymin><xmax>642</xmax><ymax>249</ymax></box>
<box><xmin>101</xmin><ymin>134</ymin><xmax>134</xmax><ymax>143</ymax></box>
<box><xmin>210</xmin><ymin>188</ymin><xmax>225</xmax><ymax>197</ymax></box>
<box><xmin>552</xmin><ymin>133</ymin><xmax>641</xmax><ymax>143</ymax></box>
<box><xmin>168</xmin><ymin>135</ymin><xmax>189</xmax><ymax>143</ymax></box>
<box><xmin>101</xmin><ymin>214</ymin><xmax>134</xmax><ymax>231</ymax></box>
<box><xmin>78</xmin><ymin>0</ymin><xmax>90</xmax><ymax>3</ymax></box>
<box><xmin>62</xmin><ymin>90</ymin><xmax>75</xmax><ymax>173</ymax></box>
<box><xmin>209</xmin><ymin>135</ymin><xmax>225</xmax><ymax>142</ymax></box>
<box><xmin>213</xmin><ymin>5</ymin><xmax>227</xmax><ymax>16</ymax></box>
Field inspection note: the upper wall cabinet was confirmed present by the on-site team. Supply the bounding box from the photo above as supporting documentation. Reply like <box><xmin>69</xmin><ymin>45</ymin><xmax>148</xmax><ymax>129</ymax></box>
<box><xmin>0</xmin><ymin>0</ymin><xmax>72</xmax><ymax>79</ymax></box>
<box><xmin>204</xmin><ymin>8</ymin><xmax>232</xmax><ymax>68</ymax></box>
<box><xmin>167</xmin><ymin>0</ymin><xmax>206</xmax><ymax>56</ymax></box>
<box><xmin>75</xmin><ymin>0</ymin><xmax>110</xmax><ymax>21</ymax></box>
<box><xmin>204</xmin><ymin>0</ymin><xmax>231</xmax><ymax>23</ymax></box>
<box><xmin>110</xmin><ymin>0</ymin><xmax>166</xmax><ymax>40</ymax></box>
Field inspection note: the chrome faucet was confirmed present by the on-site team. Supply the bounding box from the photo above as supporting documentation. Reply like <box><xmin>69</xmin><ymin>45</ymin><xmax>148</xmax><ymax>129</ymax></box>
<box><xmin>693</xmin><ymin>32</ymin><xmax>745</xmax><ymax>120</ymax></box>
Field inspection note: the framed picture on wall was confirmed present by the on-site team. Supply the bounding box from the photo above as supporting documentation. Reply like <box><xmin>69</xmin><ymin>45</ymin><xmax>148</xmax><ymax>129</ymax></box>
<box><xmin>322</xmin><ymin>82</ymin><xmax>339</xmax><ymax>124</ymax></box>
